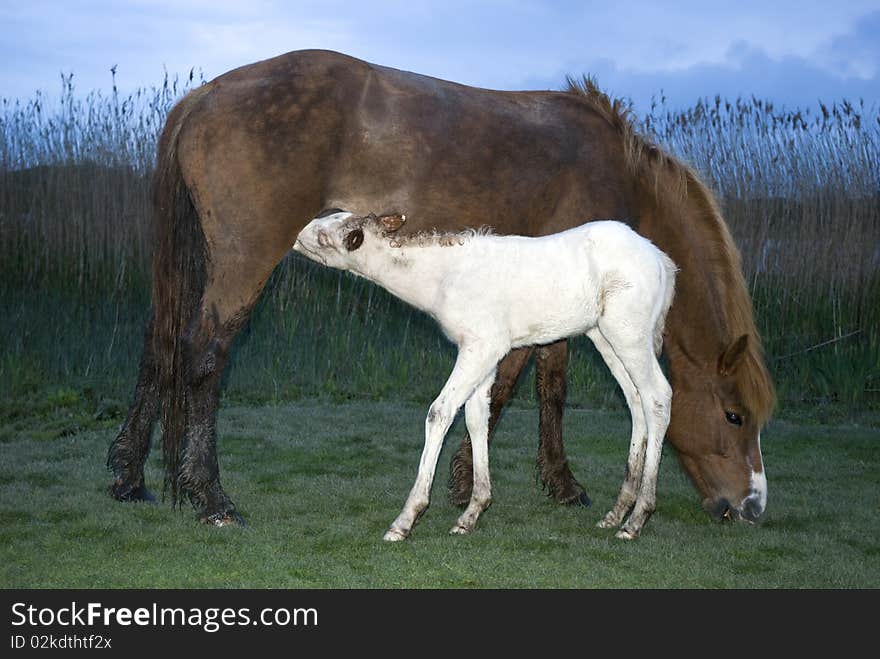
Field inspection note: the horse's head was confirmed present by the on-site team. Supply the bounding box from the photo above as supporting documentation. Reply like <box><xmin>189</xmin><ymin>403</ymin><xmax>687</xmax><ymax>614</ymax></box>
<box><xmin>293</xmin><ymin>210</ymin><xmax>406</xmax><ymax>269</ymax></box>
<box><xmin>667</xmin><ymin>334</ymin><xmax>771</xmax><ymax>523</ymax></box>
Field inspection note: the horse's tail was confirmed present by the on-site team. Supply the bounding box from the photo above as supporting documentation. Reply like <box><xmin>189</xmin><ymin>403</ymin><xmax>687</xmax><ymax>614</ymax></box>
<box><xmin>654</xmin><ymin>251</ymin><xmax>677</xmax><ymax>356</ymax></box>
<box><xmin>151</xmin><ymin>84</ymin><xmax>212</xmax><ymax>503</ymax></box>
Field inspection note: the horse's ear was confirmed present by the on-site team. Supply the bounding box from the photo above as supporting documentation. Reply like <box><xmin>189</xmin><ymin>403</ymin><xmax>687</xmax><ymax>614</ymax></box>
<box><xmin>718</xmin><ymin>334</ymin><xmax>749</xmax><ymax>376</ymax></box>
<box><xmin>379</xmin><ymin>213</ymin><xmax>406</xmax><ymax>233</ymax></box>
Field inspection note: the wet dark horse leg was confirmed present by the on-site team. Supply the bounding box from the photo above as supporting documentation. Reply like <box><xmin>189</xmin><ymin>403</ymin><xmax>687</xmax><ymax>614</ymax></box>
<box><xmin>107</xmin><ymin>314</ymin><xmax>159</xmax><ymax>502</ymax></box>
<box><xmin>535</xmin><ymin>340</ymin><xmax>589</xmax><ymax>506</ymax></box>
<box><xmin>177</xmin><ymin>304</ymin><xmax>254</xmax><ymax>526</ymax></box>
<box><xmin>448</xmin><ymin>339</ymin><xmax>589</xmax><ymax>506</ymax></box>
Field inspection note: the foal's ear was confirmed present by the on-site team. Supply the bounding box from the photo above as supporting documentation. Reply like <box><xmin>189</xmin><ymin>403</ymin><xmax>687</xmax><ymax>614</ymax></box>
<box><xmin>344</xmin><ymin>228</ymin><xmax>364</xmax><ymax>251</ymax></box>
<box><xmin>718</xmin><ymin>334</ymin><xmax>749</xmax><ymax>376</ymax></box>
<box><xmin>378</xmin><ymin>213</ymin><xmax>406</xmax><ymax>233</ymax></box>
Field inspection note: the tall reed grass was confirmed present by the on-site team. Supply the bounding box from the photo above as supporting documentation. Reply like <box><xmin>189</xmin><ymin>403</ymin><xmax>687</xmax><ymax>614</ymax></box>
<box><xmin>1</xmin><ymin>76</ymin><xmax>877</xmax><ymax>413</ymax></box>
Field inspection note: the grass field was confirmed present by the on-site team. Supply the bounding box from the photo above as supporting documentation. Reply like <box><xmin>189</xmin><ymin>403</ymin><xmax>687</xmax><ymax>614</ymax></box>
<box><xmin>2</xmin><ymin>398</ymin><xmax>877</xmax><ymax>588</ymax></box>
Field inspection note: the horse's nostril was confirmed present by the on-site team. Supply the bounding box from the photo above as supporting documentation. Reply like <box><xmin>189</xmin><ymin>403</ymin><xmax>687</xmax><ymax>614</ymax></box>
<box><xmin>742</xmin><ymin>496</ymin><xmax>764</xmax><ymax>522</ymax></box>
<box><xmin>709</xmin><ymin>498</ymin><xmax>732</xmax><ymax>520</ymax></box>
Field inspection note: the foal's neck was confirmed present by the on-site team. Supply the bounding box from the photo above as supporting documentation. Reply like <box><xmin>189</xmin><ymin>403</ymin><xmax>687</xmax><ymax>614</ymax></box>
<box><xmin>354</xmin><ymin>239</ymin><xmax>467</xmax><ymax>312</ymax></box>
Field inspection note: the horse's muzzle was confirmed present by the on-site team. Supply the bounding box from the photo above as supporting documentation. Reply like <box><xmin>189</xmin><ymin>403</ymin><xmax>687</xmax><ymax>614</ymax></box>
<box><xmin>741</xmin><ymin>494</ymin><xmax>765</xmax><ymax>522</ymax></box>
<box><xmin>707</xmin><ymin>495</ymin><xmax>765</xmax><ymax>523</ymax></box>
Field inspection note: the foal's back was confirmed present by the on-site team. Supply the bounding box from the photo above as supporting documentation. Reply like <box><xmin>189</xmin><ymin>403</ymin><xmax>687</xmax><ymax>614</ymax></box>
<box><xmin>433</xmin><ymin>221</ymin><xmax>672</xmax><ymax>348</ymax></box>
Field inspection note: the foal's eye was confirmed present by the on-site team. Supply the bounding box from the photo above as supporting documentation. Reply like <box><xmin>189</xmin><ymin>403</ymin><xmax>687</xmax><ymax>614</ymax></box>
<box><xmin>724</xmin><ymin>411</ymin><xmax>743</xmax><ymax>426</ymax></box>
<box><xmin>344</xmin><ymin>229</ymin><xmax>364</xmax><ymax>251</ymax></box>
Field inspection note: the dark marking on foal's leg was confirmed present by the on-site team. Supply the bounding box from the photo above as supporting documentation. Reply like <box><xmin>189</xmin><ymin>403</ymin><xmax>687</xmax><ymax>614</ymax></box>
<box><xmin>449</xmin><ymin>347</ymin><xmax>534</xmax><ymax>506</ymax></box>
<box><xmin>535</xmin><ymin>340</ymin><xmax>590</xmax><ymax>507</ymax></box>
<box><xmin>107</xmin><ymin>314</ymin><xmax>159</xmax><ymax>504</ymax></box>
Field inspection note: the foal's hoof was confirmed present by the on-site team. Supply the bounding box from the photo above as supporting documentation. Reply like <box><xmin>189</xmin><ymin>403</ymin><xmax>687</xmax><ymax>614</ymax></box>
<box><xmin>596</xmin><ymin>512</ymin><xmax>620</xmax><ymax>529</ymax></box>
<box><xmin>615</xmin><ymin>527</ymin><xmax>640</xmax><ymax>541</ymax></box>
<box><xmin>200</xmin><ymin>511</ymin><xmax>247</xmax><ymax>528</ymax></box>
<box><xmin>383</xmin><ymin>527</ymin><xmax>409</xmax><ymax>542</ymax></box>
<box><xmin>109</xmin><ymin>479</ymin><xmax>156</xmax><ymax>503</ymax></box>
<box><xmin>449</xmin><ymin>523</ymin><xmax>472</xmax><ymax>535</ymax></box>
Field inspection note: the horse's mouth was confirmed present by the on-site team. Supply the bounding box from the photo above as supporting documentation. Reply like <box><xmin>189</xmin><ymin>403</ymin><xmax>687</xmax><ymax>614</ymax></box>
<box><xmin>707</xmin><ymin>498</ymin><xmax>759</xmax><ymax>525</ymax></box>
<box><xmin>293</xmin><ymin>239</ymin><xmax>326</xmax><ymax>265</ymax></box>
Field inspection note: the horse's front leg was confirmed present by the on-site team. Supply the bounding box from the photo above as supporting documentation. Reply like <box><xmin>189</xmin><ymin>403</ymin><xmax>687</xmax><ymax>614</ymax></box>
<box><xmin>384</xmin><ymin>344</ymin><xmax>504</xmax><ymax>541</ymax></box>
<box><xmin>450</xmin><ymin>370</ymin><xmax>497</xmax><ymax>535</ymax></box>
<box><xmin>536</xmin><ymin>340</ymin><xmax>591</xmax><ymax>506</ymax></box>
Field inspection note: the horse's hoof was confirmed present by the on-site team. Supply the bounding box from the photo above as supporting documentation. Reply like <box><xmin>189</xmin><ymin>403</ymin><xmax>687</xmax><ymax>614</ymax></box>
<box><xmin>383</xmin><ymin>527</ymin><xmax>409</xmax><ymax>542</ymax></box>
<box><xmin>201</xmin><ymin>511</ymin><xmax>247</xmax><ymax>528</ymax></box>
<box><xmin>572</xmin><ymin>492</ymin><xmax>592</xmax><ymax>508</ymax></box>
<box><xmin>552</xmin><ymin>484</ymin><xmax>590</xmax><ymax>507</ymax></box>
<box><xmin>449</xmin><ymin>524</ymin><xmax>472</xmax><ymax>535</ymax></box>
<box><xmin>109</xmin><ymin>479</ymin><xmax>156</xmax><ymax>503</ymax></box>
<box><xmin>615</xmin><ymin>527</ymin><xmax>639</xmax><ymax>540</ymax></box>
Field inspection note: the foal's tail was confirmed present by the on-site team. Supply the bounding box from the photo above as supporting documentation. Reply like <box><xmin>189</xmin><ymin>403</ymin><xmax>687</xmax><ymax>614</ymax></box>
<box><xmin>653</xmin><ymin>252</ymin><xmax>677</xmax><ymax>355</ymax></box>
<box><xmin>151</xmin><ymin>85</ymin><xmax>213</xmax><ymax>502</ymax></box>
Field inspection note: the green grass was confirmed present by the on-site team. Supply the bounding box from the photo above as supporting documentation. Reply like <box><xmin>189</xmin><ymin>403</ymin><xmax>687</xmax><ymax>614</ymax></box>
<box><xmin>1</xmin><ymin>399</ymin><xmax>877</xmax><ymax>588</ymax></box>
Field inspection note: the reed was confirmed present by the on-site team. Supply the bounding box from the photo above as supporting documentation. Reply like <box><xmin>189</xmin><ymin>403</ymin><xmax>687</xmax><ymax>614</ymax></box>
<box><xmin>1</xmin><ymin>76</ymin><xmax>877</xmax><ymax>413</ymax></box>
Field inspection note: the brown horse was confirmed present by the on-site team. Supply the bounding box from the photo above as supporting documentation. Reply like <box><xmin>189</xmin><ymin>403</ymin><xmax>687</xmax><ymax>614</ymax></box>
<box><xmin>106</xmin><ymin>49</ymin><xmax>775</xmax><ymax>527</ymax></box>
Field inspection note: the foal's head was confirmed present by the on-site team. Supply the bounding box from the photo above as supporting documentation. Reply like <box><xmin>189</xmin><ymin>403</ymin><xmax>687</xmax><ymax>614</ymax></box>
<box><xmin>293</xmin><ymin>211</ymin><xmax>405</xmax><ymax>268</ymax></box>
<box><xmin>667</xmin><ymin>334</ymin><xmax>771</xmax><ymax>524</ymax></box>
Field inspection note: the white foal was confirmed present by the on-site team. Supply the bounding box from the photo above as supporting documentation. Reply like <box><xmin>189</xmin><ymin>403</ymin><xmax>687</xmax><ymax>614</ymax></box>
<box><xmin>294</xmin><ymin>212</ymin><xmax>676</xmax><ymax>540</ymax></box>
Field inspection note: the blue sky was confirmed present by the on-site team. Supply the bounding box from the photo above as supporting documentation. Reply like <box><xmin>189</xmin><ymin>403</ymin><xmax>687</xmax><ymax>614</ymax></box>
<box><xmin>2</xmin><ymin>1</ymin><xmax>879</xmax><ymax>113</ymax></box>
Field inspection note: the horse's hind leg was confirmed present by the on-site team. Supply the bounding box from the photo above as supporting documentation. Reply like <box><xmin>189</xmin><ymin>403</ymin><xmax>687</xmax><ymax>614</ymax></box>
<box><xmin>450</xmin><ymin>370</ymin><xmax>496</xmax><ymax>535</ymax></box>
<box><xmin>107</xmin><ymin>314</ymin><xmax>159</xmax><ymax>503</ymax></box>
<box><xmin>587</xmin><ymin>328</ymin><xmax>647</xmax><ymax>529</ymax></box>
<box><xmin>535</xmin><ymin>340</ymin><xmax>590</xmax><ymax>506</ymax></box>
<box><xmin>177</xmin><ymin>290</ymin><xmax>260</xmax><ymax>526</ymax></box>
<box><xmin>448</xmin><ymin>346</ymin><xmax>533</xmax><ymax>505</ymax></box>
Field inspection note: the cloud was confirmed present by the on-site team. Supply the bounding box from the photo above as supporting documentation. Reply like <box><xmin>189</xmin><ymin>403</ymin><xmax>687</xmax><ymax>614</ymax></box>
<box><xmin>514</xmin><ymin>10</ymin><xmax>880</xmax><ymax>112</ymax></box>
<box><xmin>820</xmin><ymin>9</ymin><xmax>880</xmax><ymax>78</ymax></box>
<box><xmin>1</xmin><ymin>1</ymin><xmax>878</xmax><ymax>115</ymax></box>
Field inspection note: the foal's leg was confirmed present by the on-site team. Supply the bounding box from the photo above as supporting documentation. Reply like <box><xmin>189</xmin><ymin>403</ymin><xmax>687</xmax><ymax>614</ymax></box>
<box><xmin>596</xmin><ymin>316</ymin><xmax>672</xmax><ymax>539</ymax></box>
<box><xmin>616</xmin><ymin>355</ymin><xmax>671</xmax><ymax>540</ymax></box>
<box><xmin>450</xmin><ymin>370</ymin><xmax>497</xmax><ymax>535</ymax></box>
<box><xmin>384</xmin><ymin>344</ymin><xmax>504</xmax><ymax>541</ymax></box>
<box><xmin>107</xmin><ymin>314</ymin><xmax>160</xmax><ymax>502</ymax></box>
<box><xmin>587</xmin><ymin>328</ymin><xmax>648</xmax><ymax>529</ymax></box>
<box><xmin>448</xmin><ymin>347</ymin><xmax>533</xmax><ymax>505</ymax></box>
<box><xmin>449</xmin><ymin>341</ymin><xmax>589</xmax><ymax>508</ymax></box>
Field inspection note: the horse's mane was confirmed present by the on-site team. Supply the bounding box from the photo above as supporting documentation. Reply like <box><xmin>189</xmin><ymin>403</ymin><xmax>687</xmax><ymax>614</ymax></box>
<box><xmin>378</xmin><ymin>225</ymin><xmax>496</xmax><ymax>248</ymax></box>
<box><xmin>566</xmin><ymin>76</ymin><xmax>776</xmax><ymax>424</ymax></box>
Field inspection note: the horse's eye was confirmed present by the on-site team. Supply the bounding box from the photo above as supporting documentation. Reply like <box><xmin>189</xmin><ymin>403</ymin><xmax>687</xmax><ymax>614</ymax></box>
<box><xmin>725</xmin><ymin>410</ymin><xmax>743</xmax><ymax>426</ymax></box>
